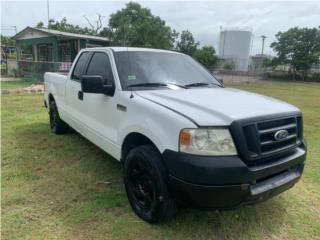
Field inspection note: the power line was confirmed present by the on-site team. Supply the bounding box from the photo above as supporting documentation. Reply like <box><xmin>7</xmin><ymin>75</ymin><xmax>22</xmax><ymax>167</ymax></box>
<box><xmin>47</xmin><ymin>0</ymin><xmax>50</xmax><ymax>27</ymax></box>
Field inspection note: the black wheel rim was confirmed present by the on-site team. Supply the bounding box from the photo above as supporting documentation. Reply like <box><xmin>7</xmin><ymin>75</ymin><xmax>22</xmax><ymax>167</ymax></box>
<box><xmin>127</xmin><ymin>158</ymin><xmax>157</xmax><ymax>212</ymax></box>
<box><xmin>49</xmin><ymin>106</ymin><xmax>57</xmax><ymax>130</ymax></box>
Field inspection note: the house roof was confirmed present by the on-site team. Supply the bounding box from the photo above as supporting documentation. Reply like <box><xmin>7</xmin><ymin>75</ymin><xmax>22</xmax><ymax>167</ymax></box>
<box><xmin>12</xmin><ymin>27</ymin><xmax>109</xmax><ymax>42</ymax></box>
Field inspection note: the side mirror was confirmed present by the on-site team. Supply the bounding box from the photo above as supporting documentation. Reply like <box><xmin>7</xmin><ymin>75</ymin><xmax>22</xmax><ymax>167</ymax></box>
<box><xmin>81</xmin><ymin>75</ymin><xmax>115</xmax><ymax>96</ymax></box>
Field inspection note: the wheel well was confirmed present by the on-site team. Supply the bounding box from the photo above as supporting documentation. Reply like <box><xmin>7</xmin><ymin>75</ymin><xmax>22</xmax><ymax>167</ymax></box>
<box><xmin>48</xmin><ymin>93</ymin><xmax>55</xmax><ymax>103</ymax></box>
<box><xmin>121</xmin><ymin>132</ymin><xmax>158</xmax><ymax>162</ymax></box>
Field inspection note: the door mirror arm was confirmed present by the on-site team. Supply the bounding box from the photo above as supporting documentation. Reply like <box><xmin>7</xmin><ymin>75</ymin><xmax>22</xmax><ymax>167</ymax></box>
<box><xmin>102</xmin><ymin>84</ymin><xmax>115</xmax><ymax>96</ymax></box>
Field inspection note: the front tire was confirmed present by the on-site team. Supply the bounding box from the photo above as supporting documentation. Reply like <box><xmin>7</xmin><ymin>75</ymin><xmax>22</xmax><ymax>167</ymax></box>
<box><xmin>124</xmin><ymin>145</ymin><xmax>177</xmax><ymax>223</ymax></box>
<box><xmin>49</xmin><ymin>100</ymin><xmax>68</xmax><ymax>134</ymax></box>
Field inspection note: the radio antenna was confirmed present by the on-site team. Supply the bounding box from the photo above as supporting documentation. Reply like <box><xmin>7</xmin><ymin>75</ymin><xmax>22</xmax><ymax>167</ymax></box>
<box><xmin>129</xmin><ymin>87</ymin><xmax>134</xmax><ymax>98</ymax></box>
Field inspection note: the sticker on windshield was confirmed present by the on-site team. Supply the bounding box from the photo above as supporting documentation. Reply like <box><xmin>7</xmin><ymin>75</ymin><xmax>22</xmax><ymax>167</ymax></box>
<box><xmin>128</xmin><ymin>75</ymin><xmax>136</xmax><ymax>81</ymax></box>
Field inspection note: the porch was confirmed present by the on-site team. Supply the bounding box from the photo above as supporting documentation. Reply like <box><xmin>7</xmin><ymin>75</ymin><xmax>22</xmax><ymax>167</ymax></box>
<box><xmin>12</xmin><ymin>27</ymin><xmax>109</xmax><ymax>79</ymax></box>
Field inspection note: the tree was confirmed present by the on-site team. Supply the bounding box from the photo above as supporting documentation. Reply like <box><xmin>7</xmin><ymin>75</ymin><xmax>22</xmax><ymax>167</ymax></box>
<box><xmin>1</xmin><ymin>35</ymin><xmax>15</xmax><ymax>46</ymax></box>
<box><xmin>176</xmin><ymin>30</ymin><xmax>199</xmax><ymax>56</ymax></box>
<box><xmin>223</xmin><ymin>61</ymin><xmax>236</xmax><ymax>71</ymax></box>
<box><xmin>36</xmin><ymin>22</ymin><xmax>44</xmax><ymax>28</ymax></box>
<box><xmin>262</xmin><ymin>57</ymin><xmax>278</xmax><ymax>69</ymax></box>
<box><xmin>36</xmin><ymin>18</ymin><xmax>97</xmax><ymax>35</ymax></box>
<box><xmin>175</xmin><ymin>30</ymin><xmax>218</xmax><ymax>69</ymax></box>
<box><xmin>83</xmin><ymin>14</ymin><xmax>106</xmax><ymax>34</ymax></box>
<box><xmin>99</xmin><ymin>2</ymin><xmax>177</xmax><ymax>49</ymax></box>
<box><xmin>193</xmin><ymin>45</ymin><xmax>219</xmax><ymax>69</ymax></box>
<box><xmin>270</xmin><ymin>27</ymin><xmax>320</xmax><ymax>78</ymax></box>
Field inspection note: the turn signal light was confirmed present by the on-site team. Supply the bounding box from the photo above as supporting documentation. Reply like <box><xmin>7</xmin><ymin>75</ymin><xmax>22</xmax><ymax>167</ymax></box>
<box><xmin>180</xmin><ymin>130</ymin><xmax>191</xmax><ymax>146</ymax></box>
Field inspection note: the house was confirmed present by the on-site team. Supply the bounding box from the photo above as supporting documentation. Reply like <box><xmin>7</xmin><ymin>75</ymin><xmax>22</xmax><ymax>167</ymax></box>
<box><xmin>12</xmin><ymin>27</ymin><xmax>109</xmax><ymax>63</ymax></box>
<box><xmin>11</xmin><ymin>27</ymin><xmax>109</xmax><ymax>78</ymax></box>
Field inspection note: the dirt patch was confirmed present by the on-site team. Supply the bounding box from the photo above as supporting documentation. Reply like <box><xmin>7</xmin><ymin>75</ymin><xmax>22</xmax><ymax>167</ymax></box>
<box><xmin>106</xmin><ymin>207</ymin><xmax>124</xmax><ymax>217</ymax></box>
<box><xmin>72</xmin><ymin>222</ymin><xmax>89</xmax><ymax>240</ymax></box>
<box><xmin>2</xmin><ymin>84</ymin><xmax>44</xmax><ymax>95</ymax></box>
<box><xmin>72</xmin><ymin>220</ymin><xmax>113</xmax><ymax>240</ymax></box>
<box><xmin>105</xmin><ymin>204</ymin><xmax>128</xmax><ymax>217</ymax></box>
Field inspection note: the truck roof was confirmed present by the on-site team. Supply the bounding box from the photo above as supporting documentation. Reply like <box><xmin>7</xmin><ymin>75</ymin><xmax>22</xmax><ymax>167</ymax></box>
<box><xmin>83</xmin><ymin>47</ymin><xmax>182</xmax><ymax>54</ymax></box>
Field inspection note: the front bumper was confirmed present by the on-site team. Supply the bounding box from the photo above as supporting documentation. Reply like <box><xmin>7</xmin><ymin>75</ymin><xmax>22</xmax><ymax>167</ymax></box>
<box><xmin>162</xmin><ymin>144</ymin><xmax>306</xmax><ymax>209</ymax></box>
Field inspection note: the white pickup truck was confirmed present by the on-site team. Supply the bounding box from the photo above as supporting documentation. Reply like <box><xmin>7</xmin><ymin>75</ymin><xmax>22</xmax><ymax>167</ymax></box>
<box><xmin>44</xmin><ymin>47</ymin><xmax>306</xmax><ymax>223</ymax></box>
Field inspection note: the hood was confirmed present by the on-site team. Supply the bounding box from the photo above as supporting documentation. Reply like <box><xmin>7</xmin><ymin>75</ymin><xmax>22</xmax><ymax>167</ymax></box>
<box><xmin>137</xmin><ymin>87</ymin><xmax>300</xmax><ymax>126</ymax></box>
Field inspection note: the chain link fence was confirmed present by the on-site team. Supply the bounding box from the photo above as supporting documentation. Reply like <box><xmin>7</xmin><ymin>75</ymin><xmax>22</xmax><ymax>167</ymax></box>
<box><xmin>212</xmin><ymin>57</ymin><xmax>320</xmax><ymax>83</ymax></box>
<box><xmin>14</xmin><ymin>60</ymin><xmax>72</xmax><ymax>81</ymax></box>
<box><xmin>212</xmin><ymin>57</ymin><xmax>269</xmax><ymax>84</ymax></box>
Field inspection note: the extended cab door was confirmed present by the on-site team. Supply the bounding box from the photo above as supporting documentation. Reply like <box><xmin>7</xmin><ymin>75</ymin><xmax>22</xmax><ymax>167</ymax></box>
<box><xmin>65</xmin><ymin>51</ymin><xmax>91</xmax><ymax>132</ymax></box>
<box><xmin>66</xmin><ymin>50</ymin><xmax>120</xmax><ymax>156</ymax></box>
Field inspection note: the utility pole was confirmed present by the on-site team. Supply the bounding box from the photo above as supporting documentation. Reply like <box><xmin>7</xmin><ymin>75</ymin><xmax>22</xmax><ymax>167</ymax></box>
<box><xmin>260</xmin><ymin>35</ymin><xmax>267</xmax><ymax>55</ymax></box>
<box><xmin>47</xmin><ymin>0</ymin><xmax>50</xmax><ymax>28</ymax></box>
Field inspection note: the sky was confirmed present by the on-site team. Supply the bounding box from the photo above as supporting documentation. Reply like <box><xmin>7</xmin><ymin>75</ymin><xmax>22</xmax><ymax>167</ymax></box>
<box><xmin>1</xmin><ymin>0</ymin><xmax>320</xmax><ymax>55</ymax></box>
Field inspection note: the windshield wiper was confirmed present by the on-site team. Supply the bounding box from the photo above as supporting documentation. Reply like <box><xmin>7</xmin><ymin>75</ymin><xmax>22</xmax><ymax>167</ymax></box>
<box><xmin>127</xmin><ymin>82</ymin><xmax>187</xmax><ymax>89</ymax></box>
<box><xmin>184</xmin><ymin>82</ymin><xmax>209</xmax><ymax>88</ymax></box>
<box><xmin>184</xmin><ymin>82</ymin><xmax>222</xmax><ymax>88</ymax></box>
<box><xmin>127</xmin><ymin>83</ymin><xmax>168</xmax><ymax>88</ymax></box>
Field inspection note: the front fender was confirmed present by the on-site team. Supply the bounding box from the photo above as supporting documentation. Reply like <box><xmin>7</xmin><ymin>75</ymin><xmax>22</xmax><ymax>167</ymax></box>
<box><xmin>117</xmin><ymin>92</ymin><xmax>197</xmax><ymax>155</ymax></box>
<box><xmin>119</xmin><ymin>124</ymin><xmax>165</xmax><ymax>153</ymax></box>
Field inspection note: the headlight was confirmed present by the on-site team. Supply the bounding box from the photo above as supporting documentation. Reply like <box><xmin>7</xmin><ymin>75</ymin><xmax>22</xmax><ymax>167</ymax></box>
<box><xmin>179</xmin><ymin>128</ymin><xmax>237</xmax><ymax>156</ymax></box>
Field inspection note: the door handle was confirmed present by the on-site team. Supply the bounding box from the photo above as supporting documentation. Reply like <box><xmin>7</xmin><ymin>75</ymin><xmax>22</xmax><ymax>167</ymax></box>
<box><xmin>78</xmin><ymin>91</ymin><xmax>83</xmax><ymax>100</ymax></box>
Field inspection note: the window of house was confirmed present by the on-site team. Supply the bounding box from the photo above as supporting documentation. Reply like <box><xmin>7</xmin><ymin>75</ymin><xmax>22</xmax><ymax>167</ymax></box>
<box><xmin>20</xmin><ymin>45</ymin><xmax>33</xmax><ymax>61</ymax></box>
<box><xmin>38</xmin><ymin>44</ymin><xmax>53</xmax><ymax>62</ymax></box>
<box><xmin>58</xmin><ymin>42</ymin><xmax>72</xmax><ymax>63</ymax></box>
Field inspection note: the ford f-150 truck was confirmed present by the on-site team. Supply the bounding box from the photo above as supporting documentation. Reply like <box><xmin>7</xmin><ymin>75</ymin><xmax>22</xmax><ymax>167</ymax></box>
<box><xmin>44</xmin><ymin>47</ymin><xmax>306</xmax><ymax>223</ymax></box>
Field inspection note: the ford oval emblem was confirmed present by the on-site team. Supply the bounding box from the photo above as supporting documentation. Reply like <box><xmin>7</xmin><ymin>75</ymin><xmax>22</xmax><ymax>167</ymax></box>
<box><xmin>274</xmin><ymin>129</ymin><xmax>289</xmax><ymax>141</ymax></box>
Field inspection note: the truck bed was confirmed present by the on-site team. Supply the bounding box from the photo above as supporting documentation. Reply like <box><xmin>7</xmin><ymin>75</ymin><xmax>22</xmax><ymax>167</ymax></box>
<box><xmin>44</xmin><ymin>72</ymin><xmax>68</xmax><ymax>115</ymax></box>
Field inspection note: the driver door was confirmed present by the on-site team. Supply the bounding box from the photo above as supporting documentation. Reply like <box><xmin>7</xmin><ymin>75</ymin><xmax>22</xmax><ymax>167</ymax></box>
<box><xmin>79</xmin><ymin>51</ymin><xmax>119</xmax><ymax>153</ymax></box>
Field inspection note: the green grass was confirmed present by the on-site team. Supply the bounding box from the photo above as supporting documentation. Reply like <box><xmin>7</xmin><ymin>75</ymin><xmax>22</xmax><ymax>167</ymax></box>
<box><xmin>1</xmin><ymin>79</ymin><xmax>42</xmax><ymax>90</ymax></box>
<box><xmin>1</xmin><ymin>81</ymin><xmax>320</xmax><ymax>239</ymax></box>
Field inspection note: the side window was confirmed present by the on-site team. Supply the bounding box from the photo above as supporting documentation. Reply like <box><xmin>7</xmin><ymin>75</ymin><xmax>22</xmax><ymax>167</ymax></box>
<box><xmin>72</xmin><ymin>52</ymin><xmax>89</xmax><ymax>80</ymax></box>
<box><xmin>86</xmin><ymin>52</ymin><xmax>114</xmax><ymax>84</ymax></box>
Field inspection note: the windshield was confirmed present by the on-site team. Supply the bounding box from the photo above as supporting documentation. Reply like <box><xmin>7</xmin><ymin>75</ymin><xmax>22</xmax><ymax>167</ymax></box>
<box><xmin>114</xmin><ymin>51</ymin><xmax>222</xmax><ymax>90</ymax></box>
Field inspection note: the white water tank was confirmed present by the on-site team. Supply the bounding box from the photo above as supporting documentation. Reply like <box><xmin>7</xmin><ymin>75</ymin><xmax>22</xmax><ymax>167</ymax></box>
<box><xmin>219</xmin><ymin>28</ymin><xmax>252</xmax><ymax>71</ymax></box>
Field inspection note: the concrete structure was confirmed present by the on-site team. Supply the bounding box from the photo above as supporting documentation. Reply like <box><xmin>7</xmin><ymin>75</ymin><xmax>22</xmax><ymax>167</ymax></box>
<box><xmin>6</xmin><ymin>59</ymin><xmax>18</xmax><ymax>77</ymax></box>
<box><xmin>219</xmin><ymin>28</ymin><xmax>252</xmax><ymax>71</ymax></box>
<box><xmin>249</xmin><ymin>54</ymin><xmax>273</xmax><ymax>72</ymax></box>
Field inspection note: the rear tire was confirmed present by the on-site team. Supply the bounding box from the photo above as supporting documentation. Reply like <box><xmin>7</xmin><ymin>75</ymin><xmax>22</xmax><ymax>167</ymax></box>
<box><xmin>49</xmin><ymin>100</ymin><xmax>68</xmax><ymax>134</ymax></box>
<box><xmin>124</xmin><ymin>144</ymin><xmax>177</xmax><ymax>223</ymax></box>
